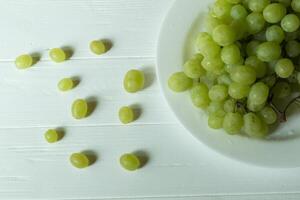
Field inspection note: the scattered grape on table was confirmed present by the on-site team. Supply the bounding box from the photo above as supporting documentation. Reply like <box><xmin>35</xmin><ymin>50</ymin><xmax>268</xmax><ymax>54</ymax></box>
<box><xmin>119</xmin><ymin>153</ymin><xmax>141</xmax><ymax>171</ymax></box>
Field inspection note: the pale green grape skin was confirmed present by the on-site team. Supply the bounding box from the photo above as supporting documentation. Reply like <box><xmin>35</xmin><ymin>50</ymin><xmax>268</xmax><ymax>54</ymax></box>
<box><xmin>246</xmin><ymin>40</ymin><xmax>260</xmax><ymax>56</ymax></box>
<box><xmin>72</xmin><ymin>99</ymin><xmax>88</xmax><ymax>120</ymax></box>
<box><xmin>228</xmin><ymin>82</ymin><xmax>251</xmax><ymax>99</ymax></box>
<box><xmin>245</xmin><ymin>56</ymin><xmax>267</xmax><ymax>78</ymax></box>
<box><xmin>224</xmin><ymin>99</ymin><xmax>237</xmax><ymax>113</ymax></box>
<box><xmin>90</xmin><ymin>40</ymin><xmax>106</xmax><ymax>55</ymax></box>
<box><xmin>248</xmin><ymin>82</ymin><xmax>269</xmax><ymax>105</ymax></box>
<box><xmin>49</xmin><ymin>48</ymin><xmax>66</xmax><ymax>63</ymax></box>
<box><xmin>263</xmin><ymin>3</ymin><xmax>286</xmax><ymax>23</ymax></box>
<box><xmin>119</xmin><ymin>106</ymin><xmax>135</xmax><ymax>124</ymax></box>
<box><xmin>272</xmin><ymin>81</ymin><xmax>291</xmax><ymax>98</ymax></box>
<box><xmin>292</xmin><ymin>0</ymin><xmax>300</xmax><ymax>12</ymax></box>
<box><xmin>285</xmin><ymin>40</ymin><xmax>300</xmax><ymax>57</ymax></box>
<box><xmin>247</xmin><ymin>99</ymin><xmax>266</xmax><ymax>112</ymax></box>
<box><xmin>70</xmin><ymin>153</ymin><xmax>90</xmax><ymax>169</ymax></box>
<box><xmin>193</xmin><ymin>53</ymin><xmax>204</xmax><ymax>62</ymax></box>
<box><xmin>275</xmin><ymin>58</ymin><xmax>295</xmax><ymax>78</ymax></box>
<box><xmin>205</xmin><ymin>14</ymin><xmax>224</xmax><ymax>33</ymax></box>
<box><xmin>201</xmin><ymin>56</ymin><xmax>224</xmax><ymax>73</ymax></box>
<box><xmin>168</xmin><ymin>72</ymin><xmax>193</xmax><ymax>92</ymax></box>
<box><xmin>223</xmin><ymin>112</ymin><xmax>244</xmax><ymax>134</ymax></box>
<box><xmin>44</xmin><ymin>129</ymin><xmax>60</xmax><ymax>143</ymax></box>
<box><xmin>212</xmin><ymin>0</ymin><xmax>233</xmax><ymax>21</ymax></box>
<box><xmin>281</xmin><ymin>14</ymin><xmax>300</xmax><ymax>32</ymax></box>
<box><xmin>212</xmin><ymin>24</ymin><xmax>236</xmax><ymax>46</ymax></box>
<box><xmin>256</xmin><ymin>42</ymin><xmax>281</xmax><ymax>62</ymax></box>
<box><xmin>209</xmin><ymin>84</ymin><xmax>229</xmax><ymax>102</ymax></box>
<box><xmin>217</xmin><ymin>73</ymin><xmax>233</xmax><ymax>85</ymax></box>
<box><xmin>190</xmin><ymin>83</ymin><xmax>211</xmax><ymax>109</ymax></box>
<box><xmin>248</xmin><ymin>0</ymin><xmax>270</xmax><ymax>12</ymax></box>
<box><xmin>207</xmin><ymin>101</ymin><xmax>224</xmax><ymax>114</ymax></box>
<box><xmin>246</xmin><ymin>12</ymin><xmax>266</xmax><ymax>34</ymax></box>
<box><xmin>124</xmin><ymin>69</ymin><xmax>145</xmax><ymax>93</ymax></box>
<box><xmin>120</xmin><ymin>153</ymin><xmax>140</xmax><ymax>171</ymax></box>
<box><xmin>197</xmin><ymin>34</ymin><xmax>221</xmax><ymax>58</ymax></box>
<box><xmin>266</xmin><ymin>25</ymin><xmax>285</xmax><ymax>43</ymax></box>
<box><xmin>221</xmin><ymin>44</ymin><xmax>241</xmax><ymax>65</ymax></box>
<box><xmin>230</xmin><ymin>65</ymin><xmax>256</xmax><ymax>85</ymax></box>
<box><xmin>208</xmin><ymin>110</ymin><xmax>226</xmax><ymax>129</ymax></box>
<box><xmin>196</xmin><ymin>32</ymin><xmax>213</xmax><ymax>51</ymax></box>
<box><xmin>15</xmin><ymin>54</ymin><xmax>33</xmax><ymax>69</ymax></box>
<box><xmin>244</xmin><ymin>113</ymin><xmax>269</xmax><ymax>138</ymax></box>
<box><xmin>58</xmin><ymin>78</ymin><xmax>74</xmax><ymax>92</ymax></box>
<box><xmin>259</xmin><ymin>106</ymin><xmax>278</xmax><ymax>124</ymax></box>
<box><xmin>183</xmin><ymin>58</ymin><xmax>206</xmax><ymax>79</ymax></box>
<box><xmin>231</xmin><ymin>5</ymin><xmax>248</xmax><ymax>20</ymax></box>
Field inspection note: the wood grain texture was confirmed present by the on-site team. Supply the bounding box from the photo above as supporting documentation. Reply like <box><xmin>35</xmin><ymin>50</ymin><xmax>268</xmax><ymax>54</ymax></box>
<box><xmin>0</xmin><ymin>0</ymin><xmax>300</xmax><ymax>199</ymax></box>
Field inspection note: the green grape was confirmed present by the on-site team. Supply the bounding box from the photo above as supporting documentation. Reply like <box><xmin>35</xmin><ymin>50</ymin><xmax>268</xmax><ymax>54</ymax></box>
<box><xmin>230</xmin><ymin>65</ymin><xmax>256</xmax><ymax>85</ymax></box>
<box><xmin>244</xmin><ymin>113</ymin><xmax>269</xmax><ymax>138</ymax></box>
<box><xmin>221</xmin><ymin>44</ymin><xmax>241</xmax><ymax>65</ymax></box>
<box><xmin>292</xmin><ymin>0</ymin><xmax>300</xmax><ymax>12</ymax></box>
<box><xmin>261</xmin><ymin>75</ymin><xmax>277</xmax><ymax>87</ymax></box>
<box><xmin>274</xmin><ymin>0</ymin><xmax>291</xmax><ymax>7</ymax></box>
<box><xmin>196</xmin><ymin>32</ymin><xmax>213</xmax><ymax>50</ymax></box>
<box><xmin>212</xmin><ymin>0</ymin><xmax>233</xmax><ymax>21</ymax></box>
<box><xmin>266</xmin><ymin>25</ymin><xmax>285</xmax><ymax>43</ymax></box>
<box><xmin>70</xmin><ymin>153</ymin><xmax>90</xmax><ymax>169</ymax></box>
<box><xmin>248</xmin><ymin>82</ymin><xmax>269</xmax><ymax>105</ymax></box>
<box><xmin>263</xmin><ymin>3</ymin><xmax>286</xmax><ymax>23</ymax></box>
<box><xmin>207</xmin><ymin>101</ymin><xmax>224</xmax><ymax>114</ymax></box>
<box><xmin>246</xmin><ymin>40</ymin><xmax>260</xmax><ymax>56</ymax></box>
<box><xmin>212</xmin><ymin>24</ymin><xmax>236</xmax><ymax>46</ymax></box>
<box><xmin>285</xmin><ymin>40</ymin><xmax>300</xmax><ymax>58</ymax></box>
<box><xmin>259</xmin><ymin>106</ymin><xmax>278</xmax><ymax>124</ymax></box>
<box><xmin>247</xmin><ymin>99</ymin><xmax>266</xmax><ymax>112</ymax></box>
<box><xmin>196</xmin><ymin>34</ymin><xmax>221</xmax><ymax>58</ymax></box>
<box><xmin>257</xmin><ymin>41</ymin><xmax>281</xmax><ymax>62</ymax></box>
<box><xmin>224</xmin><ymin>99</ymin><xmax>237</xmax><ymax>112</ymax></box>
<box><xmin>205</xmin><ymin>14</ymin><xmax>224</xmax><ymax>33</ymax></box>
<box><xmin>275</xmin><ymin>58</ymin><xmax>295</xmax><ymax>78</ymax></box>
<box><xmin>245</xmin><ymin>56</ymin><xmax>267</xmax><ymax>78</ymax></box>
<box><xmin>168</xmin><ymin>72</ymin><xmax>193</xmax><ymax>92</ymax></box>
<box><xmin>120</xmin><ymin>153</ymin><xmax>140</xmax><ymax>171</ymax></box>
<box><xmin>190</xmin><ymin>83</ymin><xmax>211</xmax><ymax>109</ymax></box>
<box><xmin>183</xmin><ymin>57</ymin><xmax>206</xmax><ymax>79</ymax></box>
<box><xmin>201</xmin><ymin>56</ymin><xmax>224</xmax><ymax>73</ymax></box>
<box><xmin>217</xmin><ymin>73</ymin><xmax>233</xmax><ymax>85</ymax></box>
<box><xmin>124</xmin><ymin>69</ymin><xmax>145</xmax><ymax>93</ymax></box>
<box><xmin>272</xmin><ymin>81</ymin><xmax>291</xmax><ymax>98</ymax></box>
<box><xmin>119</xmin><ymin>106</ymin><xmax>135</xmax><ymax>124</ymax></box>
<box><xmin>227</xmin><ymin>0</ymin><xmax>241</xmax><ymax>4</ymax></box>
<box><xmin>253</xmin><ymin>30</ymin><xmax>267</xmax><ymax>42</ymax></box>
<box><xmin>15</xmin><ymin>54</ymin><xmax>33</xmax><ymax>69</ymax></box>
<box><xmin>72</xmin><ymin>99</ymin><xmax>88</xmax><ymax>120</ymax></box>
<box><xmin>208</xmin><ymin>110</ymin><xmax>226</xmax><ymax>129</ymax></box>
<box><xmin>209</xmin><ymin>84</ymin><xmax>229</xmax><ymax>102</ymax></box>
<box><xmin>58</xmin><ymin>78</ymin><xmax>74</xmax><ymax>91</ymax></box>
<box><xmin>281</xmin><ymin>14</ymin><xmax>300</xmax><ymax>32</ymax></box>
<box><xmin>231</xmin><ymin>5</ymin><xmax>248</xmax><ymax>20</ymax></box>
<box><xmin>246</xmin><ymin>12</ymin><xmax>266</xmax><ymax>34</ymax></box>
<box><xmin>90</xmin><ymin>40</ymin><xmax>106</xmax><ymax>55</ymax></box>
<box><xmin>49</xmin><ymin>48</ymin><xmax>66</xmax><ymax>63</ymax></box>
<box><xmin>248</xmin><ymin>0</ymin><xmax>270</xmax><ymax>12</ymax></box>
<box><xmin>193</xmin><ymin>53</ymin><xmax>204</xmax><ymax>62</ymax></box>
<box><xmin>228</xmin><ymin>82</ymin><xmax>251</xmax><ymax>99</ymax></box>
<box><xmin>44</xmin><ymin>129</ymin><xmax>60</xmax><ymax>143</ymax></box>
<box><xmin>223</xmin><ymin>112</ymin><xmax>244</xmax><ymax>134</ymax></box>
<box><xmin>230</xmin><ymin>19</ymin><xmax>248</xmax><ymax>40</ymax></box>
<box><xmin>201</xmin><ymin>72</ymin><xmax>218</xmax><ymax>87</ymax></box>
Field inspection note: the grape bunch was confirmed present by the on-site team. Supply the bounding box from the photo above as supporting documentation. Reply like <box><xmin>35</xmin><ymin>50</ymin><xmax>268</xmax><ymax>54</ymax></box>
<box><xmin>168</xmin><ymin>0</ymin><xmax>300</xmax><ymax>138</ymax></box>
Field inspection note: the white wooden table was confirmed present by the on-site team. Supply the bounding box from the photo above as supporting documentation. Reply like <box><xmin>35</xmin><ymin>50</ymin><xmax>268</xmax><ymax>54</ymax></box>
<box><xmin>1</xmin><ymin>0</ymin><xmax>300</xmax><ymax>199</ymax></box>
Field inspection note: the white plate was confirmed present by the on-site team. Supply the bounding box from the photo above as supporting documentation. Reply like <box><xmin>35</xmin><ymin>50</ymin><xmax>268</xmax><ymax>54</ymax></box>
<box><xmin>156</xmin><ymin>0</ymin><xmax>300</xmax><ymax>168</ymax></box>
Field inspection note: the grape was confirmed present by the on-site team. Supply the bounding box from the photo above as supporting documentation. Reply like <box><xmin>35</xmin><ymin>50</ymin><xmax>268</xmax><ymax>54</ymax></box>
<box><xmin>207</xmin><ymin>101</ymin><xmax>224</xmax><ymax>114</ymax></box>
<box><xmin>196</xmin><ymin>32</ymin><xmax>213</xmax><ymax>50</ymax></box>
<box><xmin>70</xmin><ymin>153</ymin><xmax>90</xmax><ymax>169</ymax></box>
<box><xmin>230</xmin><ymin>65</ymin><xmax>256</xmax><ymax>85</ymax></box>
<box><xmin>212</xmin><ymin>24</ymin><xmax>236</xmax><ymax>46</ymax></box>
<box><xmin>193</xmin><ymin>53</ymin><xmax>204</xmax><ymax>61</ymax></box>
<box><xmin>246</xmin><ymin>40</ymin><xmax>260</xmax><ymax>56</ymax></box>
<box><xmin>266</xmin><ymin>25</ymin><xmax>285</xmax><ymax>43</ymax></box>
<box><xmin>227</xmin><ymin>0</ymin><xmax>241</xmax><ymax>4</ymax></box>
<box><xmin>197</xmin><ymin>36</ymin><xmax>221</xmax><ymax>58</ymax></box>
<box><xmin>120</xmin><ymin>153</ymin><xmax>140</xmax><ymax>171</ymax></box>
<box><xmin>217</xmin><ymin>73</ymin><xmax>233</xmax><ymax>85</ymax></box>
<box><xmin>205</xmin><ymin>14</ymin><xmax>224</xmax><ymax>33</ymax></box>
<box><xmin>168</xmin><ymin>72</ymin><xmax>193</xmax><ymax>92</ymax></box>
<box><xmin>275</xmin><ymin>58</ymin><xmax>295</xmax><ymax>78</ymax></box>
<box><xmin>230</xmin><ymin>19</ymin><xmax>248</xmax><ymax>40</ymax></box>
<box><xmin>119</xmin><ymin>106</ymin><xmax>135</xmax><ymax>124</ymax></box>
<box><xmin>274</xmin><ymin>0</ymin><xmax>291</xmax><ymax>7</ymax></box>
<box><xmin>292</xmin><ymin>0</ymin><xmax>300</xmax><ymax>12</ymax></box>
<box><xmin>248</xmin><ymin>82</ymin><xmax>269</xmax><ymax>105</ymax></box>
<box><xmin>58</xmin><ymin>78</ymin><xmax>74</xmax><ymax>92</ymax></box>
<box><xmin>231</xmin><ymin>4</ymin><xmax>248</xmax><ymax>20</ymax></box>
<box><xmin>244</xmin><ymin>113</ymin><xmax>269</xmax><ymax>138</ymax></box>
<box><xmin>248</xmin><ymin>0</ymin><xmax>270</xmax><ymax>12</ymax></box>
<box><xmin>247</xmin><ymin>99</ymin><xmax>266</xmax><ymax>112</ymax></box>
<box><xmin>259</xmin><ymin>106</ymin><xmax>278</xmax><ymax>124</ymax></box>
<box><xmin>15</xmin><ymin>54</ymin><xmax>33</xmax><ymax>69</ymax></box>
<box><xmin>201</xmin><ymin>56</ymin><xmax>224</xmax><ymax>74</ymax></box>
<box><xmin>49</xmin><ymin>48</ymin><xmax>66</xmax><ymax>63</ymax></box>
<box><xmin>257</xmin><ymin>41</ymin><xmax>281</xmax><ymax>62</ymax></box>
<box><xmin>212</xmin><ymin>0</ymin><xmax>233</xmax><ymax>21</ymax></box>
<box><xmin>72</xmin><ymin>99</ymin><xmax>88</xmax><ymax>120</ymax></box>
<box><xmin>221</xmin><ymin>44</ymin><xmax>241</xmax><ymax>65</ymax></box>
<box><xmin>261</xmin><ymin>75</ymin><xmax>277</xmax><ymax>87</ymax></box>
<box><xmin>209</xmin><ymin>84</ymin><xmax>229</xmax><ymax>101</ymax></box>
<box><xmin>281</xmin><ymin>14</ymin><xmax>300</xmax><ymax>32</ymax></box>
<box><xmin>263</xmin><ymin>3</ymin><xmax>286</xmax><ymax>23</ymax></box>
<box><xmin>245</xmin><ymin>56</ymin><xmax>267</xmax><ymax>78</ymax></box>
<box><xmin>223</xmin><ymin>112</ymin><xmax>244</xmax><ymax>134</ymax></box>
<box><xmin>90</xmin><ymin>40</ymin><xmax>106</xmax><ymax>55</ymax></box>
<box><xmin>183</xmin><ymin>57</ymin><xmax>206</xmax><ymax>79</ymax></box>
<box><xmin>246</xmin><ymin>12</ymin><xmax>266</xmax><ymax>34</ymax></box>
<box><xmin>44</xmin><ymin>129</ymin><xmax>60</xmax><ymax>143</ymax></box>
<box><xmin>190</xmin><ymin>83</ymin><xmax>211</xmax><ymax>108</ymax></box>
<box><xmin>253</xmin><ymin>30</ymin><xmax>267</xmax><ymax>42</ymax></box>
<box><xmin>272</xmin><ymin>81</ymin><xmax>291</xmax><ymax>98</ymax></box>
<box><xmin>228</xmin><ymin>82</ymin><xmax>250</xmax><ymax>99</ymax></box>
<box><xmin>124</xmin><ymin>69</ymin><xmax>145</xmax><ymax>93</ymax></box>
<box><xmin>208</xmin><ymin>110</ymin><xmax>226</xmax><ymax>129</ymax></box>
<box><xmin>285</xmin><ymin>40</ymin><xmax>300</xmax><ymax>58</ymax></box>
<box><xmin>224</xmin><ymin>99</ymin><xmax>237</xmax><ymax>112</ymax></box>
